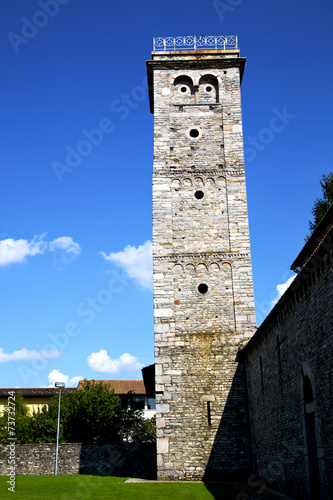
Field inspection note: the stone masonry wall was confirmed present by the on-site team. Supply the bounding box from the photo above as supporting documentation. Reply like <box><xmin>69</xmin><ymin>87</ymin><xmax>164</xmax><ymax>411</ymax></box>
<box><xmin>148</xmin><ymin>51</ymin><xmax>256</xmax><ymax>480</ymax></box>
<box><xmin>0</xmin><ymin>442</ymin><xmax>156</xmax><ymax>477</ymax></box>
<box><xmin>246</xmin><ymin>248</ymin><xmax>333</xmax><ymax>499</ymax></box>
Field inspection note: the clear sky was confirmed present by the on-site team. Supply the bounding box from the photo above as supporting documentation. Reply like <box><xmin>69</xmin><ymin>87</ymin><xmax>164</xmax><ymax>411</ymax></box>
<box><xmin>0</xmin><ymin>0</ymin><xmax>332</xmax><ymax>388</ymax></box>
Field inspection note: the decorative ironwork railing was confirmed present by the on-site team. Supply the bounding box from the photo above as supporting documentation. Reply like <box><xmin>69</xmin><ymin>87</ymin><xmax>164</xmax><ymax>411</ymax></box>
<box><xmin>153</xmin><ymin>35</ymin><xmax>238</xmax><ymax>52</ymax></box>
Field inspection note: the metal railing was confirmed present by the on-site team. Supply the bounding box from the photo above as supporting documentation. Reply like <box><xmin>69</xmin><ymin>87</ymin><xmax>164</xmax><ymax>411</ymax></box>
<box><xmin>153</xmin><ymin>35</ymin><xmax>238</xmax><ymax>52</ymax></box>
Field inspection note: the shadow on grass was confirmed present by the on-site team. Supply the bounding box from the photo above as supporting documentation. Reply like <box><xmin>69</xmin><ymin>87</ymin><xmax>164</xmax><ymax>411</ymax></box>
<box><xmin>203</xmin><ymin>482</ymin><xmax>240</xmax><ymax>500</ymax></box>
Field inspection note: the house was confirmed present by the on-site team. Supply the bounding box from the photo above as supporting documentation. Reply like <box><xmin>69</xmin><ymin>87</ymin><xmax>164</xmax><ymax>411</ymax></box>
<box><xmin>77</xmin><ymin>378</ymin><xmax>156</xmax><ymax>419</ymax></box>
<box><xmin>1</xmin><ymin>364</ymin><xmax>155</xmax><ymax>419</ymax></box>
<box><xmin>0</xmin><ymin>387</ymin><xmax>76</xmax><ymax>416</ymax></box>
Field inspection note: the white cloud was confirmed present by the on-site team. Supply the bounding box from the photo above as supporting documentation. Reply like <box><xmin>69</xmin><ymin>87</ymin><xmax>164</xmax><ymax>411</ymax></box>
<box><xmin>101</xmin><ymin>240</ymin><xmax>153</xmax><ymax>290</ymax></box>
<box><xmin>47</xmin><ymin>369</ymin><xmax>82</xmax><ymax>388</ymax></box>
<box><xmin>49</xmin><ymin>236</ymin><xmax>81</xmax><ymax>255</ymax></box>
<box><xmin>270</xmin><ymin>275</ymin><xmax>296</xmax><ymax>309</ymax></box>
<box><xmin>0</xmin><ymin>234</ymin><xmax>47</xmax><ymax>265</ymax></box>
<box><xmin>0</xmin><ymin>347</ymin><xmax>61</xmax><ymax>363</ymax></box>
<box><xmin>0</xmin><ymin>234</ymin><xmax>81</xmax><ymax>266</ymax></box>
<box><xmin>87</xmin><ymin>350</ymin><xmax>144</xmax><ymax>374</ymax></box>
<box><xmin>68</xmin><ymin>375</ymin><xmax>83</xmax><ymax>386</ymax></box>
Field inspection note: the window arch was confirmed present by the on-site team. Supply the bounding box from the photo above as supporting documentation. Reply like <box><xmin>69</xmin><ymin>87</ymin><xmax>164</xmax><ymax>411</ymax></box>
<box><xmin>198</xmin><ymin>74</ymin><xmax>218</xmax><ymax>103</ymax></box>
<box><xmin>173</xmin><ymin>75</ymin><xmax>194</xmax><ymax>104</ymax></box>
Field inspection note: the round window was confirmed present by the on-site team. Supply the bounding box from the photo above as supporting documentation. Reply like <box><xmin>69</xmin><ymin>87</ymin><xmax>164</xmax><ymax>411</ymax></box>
<box><xmin>198</xmin><ymin>283</ymin><xmax>208</xmax><ymax>294</ymax></box>
<box><xmin>180</xmin><ymin>86</ymin><xmax>187</xmax><ymax>93</ymax></box>
<box><xmin>206</xmin><ymin>85</ymin><xmax>213</xmax><ymax>92</ymax></box>
<box><xmin>189</xmin><ymin>129</ymin><xmax>200</xmax><ymax>138</ymax></box>
<box><xmin>195</xmin><ymin>190</ymin><xmax>204</xmax><ymax>200</ymax></box>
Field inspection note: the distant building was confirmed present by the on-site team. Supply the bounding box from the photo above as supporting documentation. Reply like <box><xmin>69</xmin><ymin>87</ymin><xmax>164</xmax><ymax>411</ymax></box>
<box><xmin>78</xmin><ymin>378</ymin><xmax>156</xmax><ymax>419</ymax></box>
<box><xmin>0</xmin><ymin>365</ymin><xmax>156</xmax><ymax>420</ymax></box>
<box><xmin>0</xmin><ymin>387</ymin><xmax>76</xmax><ymax>415</ymax></box>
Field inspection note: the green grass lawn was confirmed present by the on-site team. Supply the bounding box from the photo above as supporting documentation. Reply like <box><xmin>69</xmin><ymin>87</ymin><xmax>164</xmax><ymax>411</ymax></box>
<box><xmin>0</xmin><ymin>475</ymin><xmax>240</xmax><ymax>499</ymax></box>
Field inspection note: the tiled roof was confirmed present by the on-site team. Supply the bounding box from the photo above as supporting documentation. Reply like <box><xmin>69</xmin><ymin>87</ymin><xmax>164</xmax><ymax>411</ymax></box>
<box><xmin>0</xmin><ymin>388</ymin><xmax>76</xmax><ymax>398</ymax></box>
<box><xmin>77</xmin><ymin>379</ymin><xmax>149</xmax><ymax>395</ymax></box>
<box><xmin>0</xmin><ymin>379</ymin><xmax>155</xmax><ymax>399</ymax></box>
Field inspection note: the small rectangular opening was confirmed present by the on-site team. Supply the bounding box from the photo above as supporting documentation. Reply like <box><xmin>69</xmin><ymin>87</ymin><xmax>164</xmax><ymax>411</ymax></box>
<box><xmin>207</xmin><ymin>401</ymin><xmax>211</xmax><ymax>426</ymax></box>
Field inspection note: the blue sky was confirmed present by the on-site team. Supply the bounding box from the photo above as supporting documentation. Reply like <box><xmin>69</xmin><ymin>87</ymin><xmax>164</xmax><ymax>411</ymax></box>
<box><xmin>0</xmin><ymin>0</ymin><xmax>332</xmax><ymax>388</ymax></box>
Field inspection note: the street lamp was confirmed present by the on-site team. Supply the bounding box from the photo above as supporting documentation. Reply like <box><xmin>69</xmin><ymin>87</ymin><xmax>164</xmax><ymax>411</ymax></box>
<box><xmin>54</xmin><ymin>382</ymin><xmax>65</xmax><ymax>476</ymax></box>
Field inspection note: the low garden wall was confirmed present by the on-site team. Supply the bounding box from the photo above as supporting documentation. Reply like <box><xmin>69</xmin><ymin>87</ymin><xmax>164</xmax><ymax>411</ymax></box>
<box><xmin>0</xmin><ymin>442</ymin><xmax>156</xmax><ymax>477</ymax></box>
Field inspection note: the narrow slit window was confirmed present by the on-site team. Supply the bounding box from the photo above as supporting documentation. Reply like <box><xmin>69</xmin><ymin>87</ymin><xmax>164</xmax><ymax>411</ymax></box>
<box><xmin>277</xmin><ymin>335</ymin><xmax>282</xmax><ymax>373</ymax></box>
<box><xmin>303</xmin><ymin>376</ymin><xmax>313</xmax><ymax>404</ymax></box>
<box><xmin>207</xmin><ymin>401</ymin><xmax>211</xmax><ymax>426</ymax></box>
<box><xmin>260</xmin><ymin>356</ymin><xmax>264</xmax><ymax>389</ymax></box>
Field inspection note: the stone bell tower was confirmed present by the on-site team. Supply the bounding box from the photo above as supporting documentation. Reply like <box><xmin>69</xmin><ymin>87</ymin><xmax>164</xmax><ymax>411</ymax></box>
<box><xmin>147</xmin><ymin>36</ymin><xmax>256</xmax><ymax>481</ymax></box>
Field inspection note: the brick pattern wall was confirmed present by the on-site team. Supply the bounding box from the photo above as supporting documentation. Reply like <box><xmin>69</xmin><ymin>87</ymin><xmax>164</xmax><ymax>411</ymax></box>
<box><xmin>149</xmin><ymin>51</ymin><xmax>256</xmax><ymax>480</ymax></box>
<box><xmin>246</xmin><ymin>250</ymin><xmax>333</xmax><ymax>499</ymax></box>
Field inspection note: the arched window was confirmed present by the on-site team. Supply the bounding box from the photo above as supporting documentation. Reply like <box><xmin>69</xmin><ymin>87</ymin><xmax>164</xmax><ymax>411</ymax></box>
<box><xmin>301</xmin><ymin>365</ymin><xmax>321</xmax><ymax>498</ymax></box>
<box><xmin>173</xmin><ymin>75</ymin><xmax>194</xmax><ymax>104</ymax></box>
<box><xmin>198</xmin><ymin>74</ymin><xmax>218</xmax><ymax>103</ymax></box>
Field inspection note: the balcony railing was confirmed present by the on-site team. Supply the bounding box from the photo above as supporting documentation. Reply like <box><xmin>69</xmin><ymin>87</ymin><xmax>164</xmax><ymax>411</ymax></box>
<box><xmin>153</xmin><ymin>35</ymin><xmax>238</xmax><ymax>52</ymax></box>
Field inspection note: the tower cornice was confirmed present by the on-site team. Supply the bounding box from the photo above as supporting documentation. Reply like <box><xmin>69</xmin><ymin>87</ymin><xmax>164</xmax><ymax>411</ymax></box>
<box><xmin>147</xmin><ymin>54</ymin><xmax>246</xmax><ymax>114</ymax></box>
<box><xmin>153</xmin><ymin>251</ymin><xmax>249</xmax><ymax>262</ymax></box>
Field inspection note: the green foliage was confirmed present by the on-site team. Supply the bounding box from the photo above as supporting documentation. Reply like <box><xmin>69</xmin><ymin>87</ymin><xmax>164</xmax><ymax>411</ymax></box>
<box><xmin>0</xmin><ymin>392</ymin><xmax>34</xmax><ymax>444</ymax></box>
<box><xmin>308</xmin><ymin>172</ymin><xmax>333</xmax><ymax>234</ymax></box>
<box><xmin>122</xmin><ymin>415</ymin><xmax>156</xmax><ymax>444</ymax></box>
<box><xmin>59</xmin><ymin>380</ymin><xmax>123</xmax><ymax>444</ymax></box>
<box><xmin>118</xmin><ymin>392</ymin><xmax>156</xmax><ymax>444</ymax></box>
<box><xmin>0</xmin><ymin>382</ymin><xmax>156</xmax><ymax>445</ymax></box>
<box><xmin>31</xmin><ymin>402</ymin><xmax>60</xmax><ymax>444</ymax></box>
<box><xmin>30</xmin><ymin>380</ymin><xmax>123</xmax><ymax>444</ymax></box>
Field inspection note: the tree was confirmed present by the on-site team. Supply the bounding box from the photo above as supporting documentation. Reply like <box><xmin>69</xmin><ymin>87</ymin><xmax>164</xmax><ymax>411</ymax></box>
<box><xmin>59</xmin><ymin>380</ymin><xmax>123</xmax><ymax>444</ymax></box>
<box><xmin>308</xmin><ymin>172</ymin><xmax>333</xmax><ymax>234</ymax></box>
<box><xmin>30</xmin><ymin>380</ymin><xmax>123</xmax><ymax>445</ymax></box>
<box><xmin>0</xmin><ymin>392</ymin><xmax>34</xmax><ymax>444</ymax></box>
<box><xmin>0</xmin><ymin>381</ymin><xmax>156</xmax><ymax>445</ymax></box>
<box><xmin>31</xmin><ymin>401</ymin><xmax>60</xmax><ymax>443</ymax></box>
<box><xmin>123</xmin><ymin>415</ymin><xmax>156</xmax><ymax>444</ymax></box>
